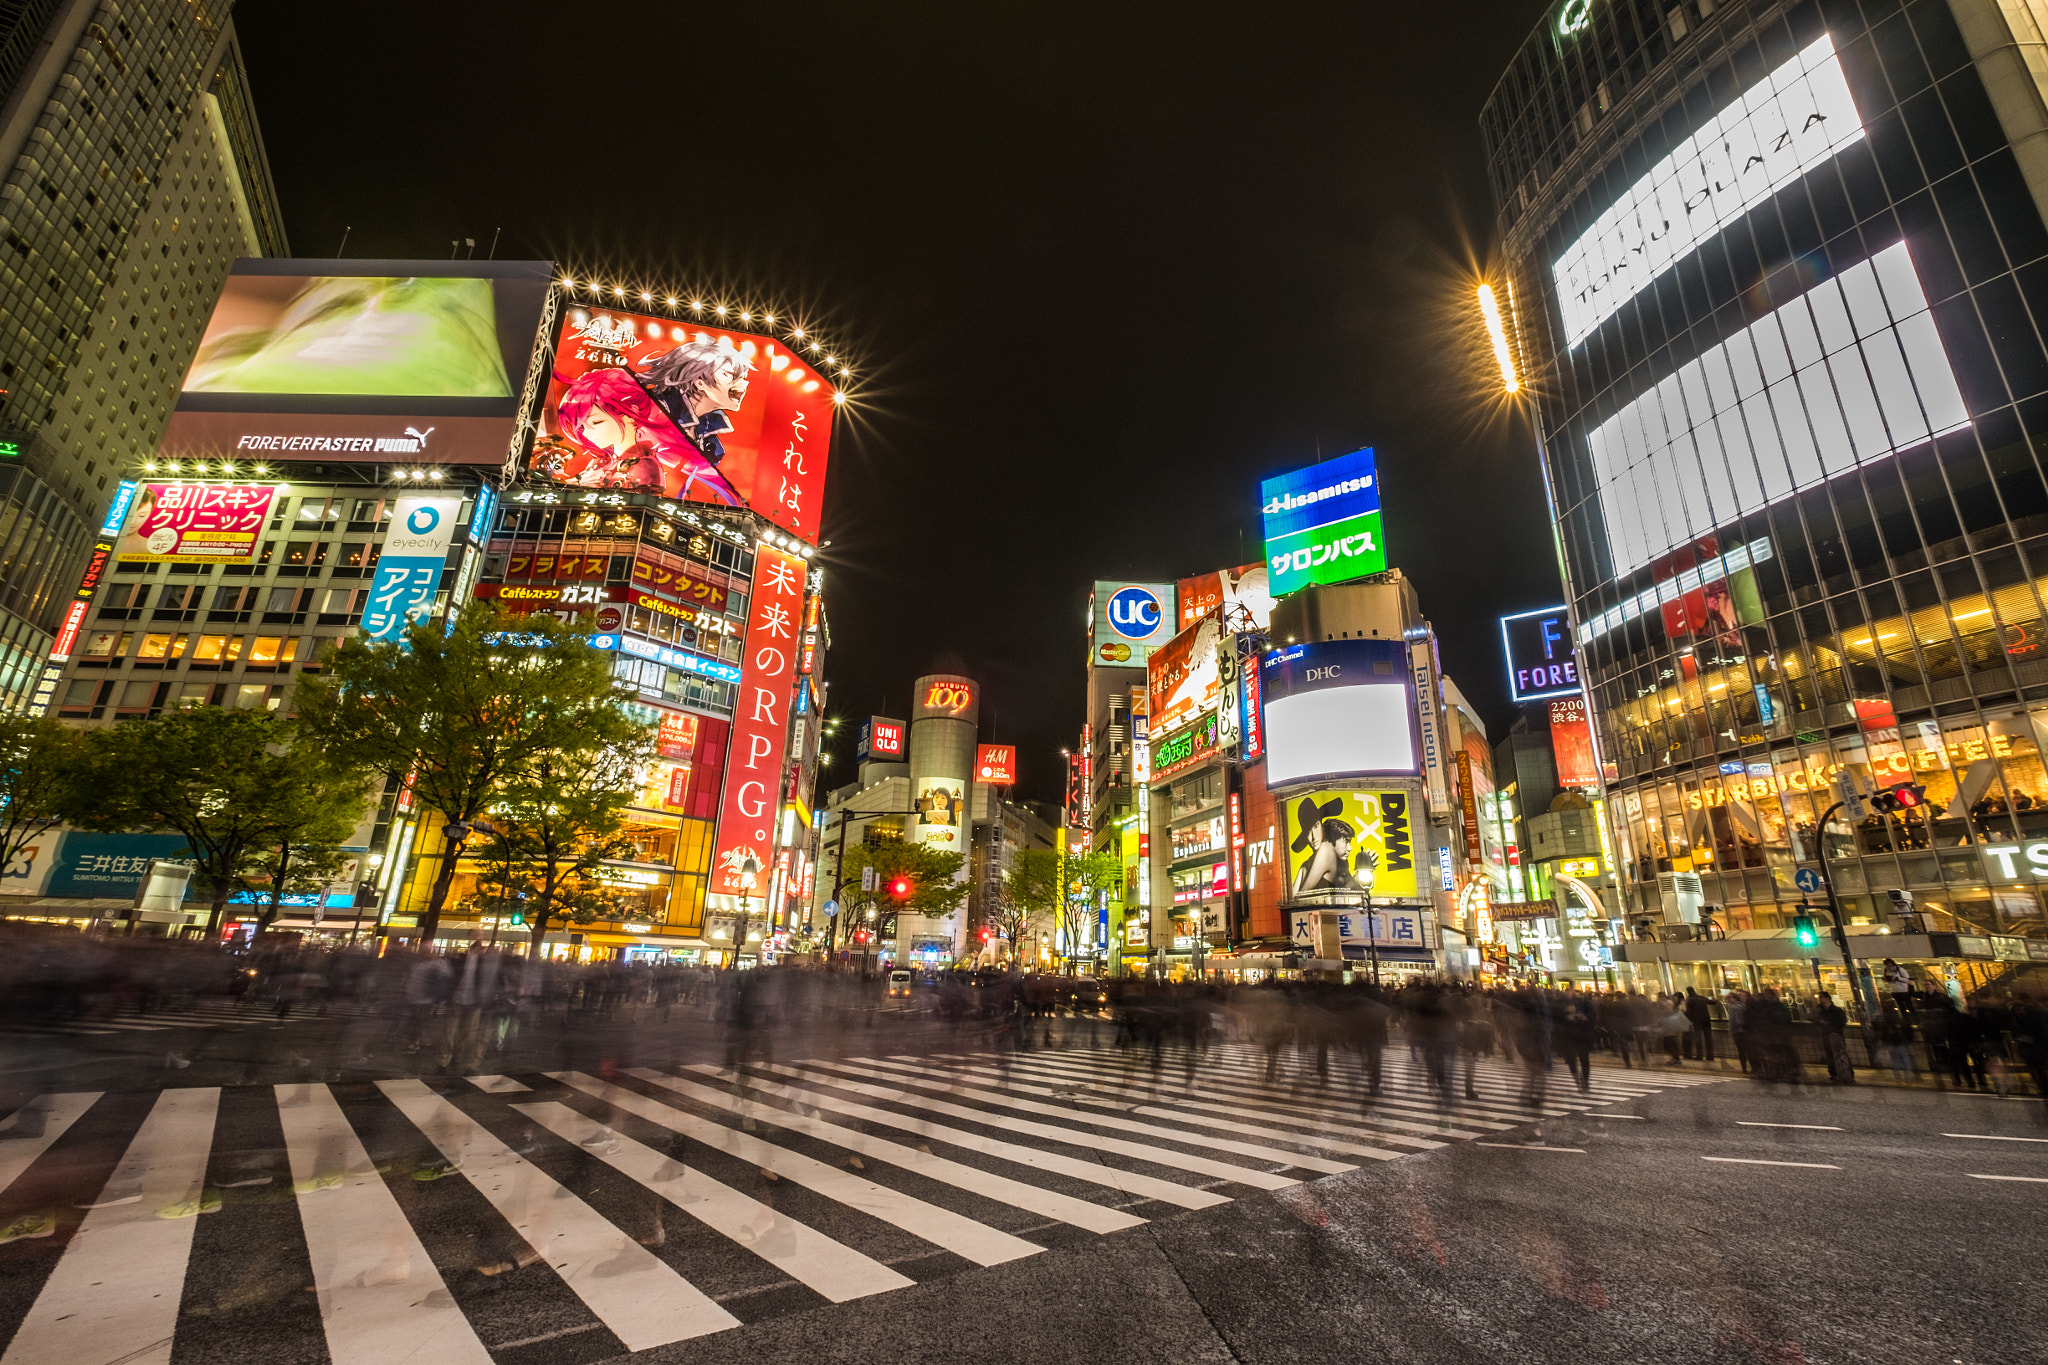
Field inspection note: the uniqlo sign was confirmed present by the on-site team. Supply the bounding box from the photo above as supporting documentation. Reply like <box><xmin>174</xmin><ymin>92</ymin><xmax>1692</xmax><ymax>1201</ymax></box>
<box><xmin>709</xmin><ymin>543</ymin><xmax>806</xmax><ymax>901</ymax></box>
<box><xmin>976</xmin><ymin>744</ymin><xmax>1016</xmax><ymax>785</ymax></box>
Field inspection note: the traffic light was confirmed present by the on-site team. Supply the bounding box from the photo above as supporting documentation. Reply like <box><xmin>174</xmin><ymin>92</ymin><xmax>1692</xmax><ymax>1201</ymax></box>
<box><xmin>1791</xmin><ymin>911</ymin><xmax>1820</xmax><ymax>948</ymax></box>
<box><xmin>887</xmin><ymin>876</ymin><xmax>912</xmax><ymax>901</ymax></box>
<box><xmin>980</xmin><ymin>927</ymin><xmax>990</xmax><ymax>943</ymax></box>
<box><xmin>1869</xmin><ymin>783</ymin><xmax>1929</xmax><ymax>813</ymax></box>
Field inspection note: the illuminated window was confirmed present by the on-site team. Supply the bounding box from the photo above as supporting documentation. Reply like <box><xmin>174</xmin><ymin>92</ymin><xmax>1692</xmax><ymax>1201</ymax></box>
<box><xmin>246</xmin><ymin>636</ymin><xmax>296</xmax><ymax>665</ymax></box>
<box><xmin>82</xmin><ymin>631</ymin><xmax>122</xmax><ymax>658</ymax></box>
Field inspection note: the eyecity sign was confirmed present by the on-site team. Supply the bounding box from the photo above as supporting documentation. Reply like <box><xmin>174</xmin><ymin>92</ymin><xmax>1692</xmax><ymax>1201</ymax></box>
<box><xmin>1259</xmin><ymin>447</ymin><xmax>1387</xmax><ymax>598</ymax></box>
<box><xmin>1501</xmin><ymin>605</ymin><xmax>1582</xmax><ymax>703</ymax></box>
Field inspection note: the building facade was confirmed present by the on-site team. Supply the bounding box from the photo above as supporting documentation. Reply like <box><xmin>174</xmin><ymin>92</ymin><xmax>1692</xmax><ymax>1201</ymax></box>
<box><xmin>0</xmin><ymin>0</ymin><xmax>284</xmax><ymax>713</ymax></box>
<box><xmin>1484</xmin><ymin>0</ymin><xmax>2048</xmax><ymax>991</ymax></box>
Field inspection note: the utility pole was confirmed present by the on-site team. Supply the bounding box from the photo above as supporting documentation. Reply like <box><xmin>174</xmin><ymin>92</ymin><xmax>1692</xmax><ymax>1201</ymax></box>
<box><xmin>1810</xmin><ymin>797</ymin><xmax>1878</xmax><ymax>1022</ymax></box>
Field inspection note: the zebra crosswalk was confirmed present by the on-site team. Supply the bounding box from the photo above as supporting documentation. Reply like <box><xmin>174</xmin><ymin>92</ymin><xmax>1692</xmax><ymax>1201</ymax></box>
<box><xmin>0</xmin><ymin>1046</ymin><xmax>1727</xmax><ymax>1361</ymax></box>
<box><xmin>0</xmin><ymin>998</ymin><xmax>375</xmax><ymax>1038</ymax></box>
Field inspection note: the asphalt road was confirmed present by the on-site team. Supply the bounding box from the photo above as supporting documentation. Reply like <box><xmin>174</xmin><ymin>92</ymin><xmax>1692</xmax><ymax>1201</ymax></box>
<box><xmin>0</xmin><ymin>1007</ymin><xmax>2041</xmax><ymax>1365</ymax></box>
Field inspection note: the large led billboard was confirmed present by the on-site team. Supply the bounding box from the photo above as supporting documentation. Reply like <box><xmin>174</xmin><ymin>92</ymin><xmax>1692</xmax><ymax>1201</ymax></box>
<box><xmin>1554</xmin><ymin>33</ymin><xmax>1864</xmax><ymax>349</ymax></box>
<box><xmin>1282</xmin><ymin>790</ymin><xmax>1417</xmax><ymax>902</ymax></box>
<box><xmin>1259</xmin><ymin>638</ymin><xmax>1419</xmax><ymax>788</ymax></box>
<box><xmin>1586</xmin><ymin>239</ymin><xmax>1965</xmax><ymax>579</ymax></box>
<box><xmin>528</xmin><ymin>306</ymin><xmax>836</xmax><ymax>543</ymax></box>
<box><xmin>1088</xmin><ymin>581</ymin><xmax>1174</xmax><ymax>666</ymax></box>
<box><xmin>1148</xmin><ymin>613</ymin><xmax>1222</xmax><ymax>735</ymax></box>
<box><xmin>1260</xmin><ymin>448</ymin><xmax>1387</xmax><ymax>597</ymax></box>
<box><xmin>115</xmin><ymin>482</ymin><xmax>280</xmax><ymax>562</ymax></box>
<box><xmin>1176</xmin><ymin>563</ymin><xmax>1272</xmax><ymax>630</ymax></box>
<box><xmin>159</xmin><ymin>260</ymin><xmax>553</xmax><ymax>465</ymax></box>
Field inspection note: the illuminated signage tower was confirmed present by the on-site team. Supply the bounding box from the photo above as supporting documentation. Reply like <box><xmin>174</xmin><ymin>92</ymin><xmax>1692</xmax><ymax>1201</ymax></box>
<box><xmin>1482</xmin><ymin>0</ymin><xmax>2048</xmax><ymax>963</ymax></box>
<box><xmin>905</xmin><ymin>673</ymin><xmax>980</xmax><ymax>961</ymax></box>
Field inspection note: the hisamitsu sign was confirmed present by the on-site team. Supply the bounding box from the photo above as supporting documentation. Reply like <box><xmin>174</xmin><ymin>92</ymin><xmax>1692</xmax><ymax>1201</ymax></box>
<box><xmin>1260</xmin><ymin>448</ymin><xmax>1387</xmax><ymax>597</ymax></box>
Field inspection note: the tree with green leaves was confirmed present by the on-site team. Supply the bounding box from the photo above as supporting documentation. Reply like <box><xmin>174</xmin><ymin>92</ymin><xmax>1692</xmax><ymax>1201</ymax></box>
<box><xmin>294</xmin><ymin>603</ymin><xmax>645</xmax><ymax>942</ymax></box>
<box><xmin>839</xmin><ymin>837</ymin><xmax>968</xmax><ymax>951</ymax></box>
<box><xmin>75</xmin><ymin>707</ymin><xmax>368</xmax><ymax>935</ymax></box>
<box><xmin>466</xmin><ymin>736</ymin><xmax>651</xmax><ymax>956</ymax></box>
<box><xmin>1054</xmin><ymin>846</ymin><xmax>1123</xmax><ymax>974</ymax></box>
<box><xmin>993</xmin><ymin>846</ymin><xmax>1062</xmax><ymax>963</ymax></box>
<box><xmin>0</xmin><ymin>713</ymin><xmax>87</xmax><ymax>889</ymax></box>
<box><xmin>241</xmin><ymin>749</ymin><xmax>374</xmax><ymax>933</ymax></box>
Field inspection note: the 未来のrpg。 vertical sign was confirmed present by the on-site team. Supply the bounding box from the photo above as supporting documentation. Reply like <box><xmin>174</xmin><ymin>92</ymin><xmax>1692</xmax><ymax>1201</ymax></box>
<box><xmin>710</xmin><ymin>542</ymin><xmax>806</xmax><ymax>903</ymax></box>
<box><xmin>362</xmin><ymin>494</ymin><xmax>463</xmax><ymax>641</ymax></box>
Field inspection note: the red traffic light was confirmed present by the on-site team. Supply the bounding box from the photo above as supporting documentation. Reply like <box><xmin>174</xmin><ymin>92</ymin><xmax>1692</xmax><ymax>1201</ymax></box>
<box><xmin>980</xmin><ymin>927</ymin><xmax>990</xmax><ymax>941</ymax></box>
<box><xmin>1894</xmin><ymin>783</ymin><xmax>1926</xmax><ymax>808</ymax></box>
<box><xmin>888</xmin><ymin>877</ymin><xmax>911</xmax><ymax>900</ymax></box>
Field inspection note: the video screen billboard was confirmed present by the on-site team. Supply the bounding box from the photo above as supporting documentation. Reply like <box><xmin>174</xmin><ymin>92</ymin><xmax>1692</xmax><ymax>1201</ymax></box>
<box><xmin>1176</xmin><ymin>563</ymin><xmax>1272</xmax><ymax>630</ymax></box>
<box><xmin>528</xmin><ymin>306</ymin><xmax>836</xmax><ymax>543</ymax></box>
<box><xmin>158</xmin><ymin>260</ymin><xmax>553</xmax><ymax>465</ymax></box>
<box><xmin>1148</xmin><ymin>614</ymin><xmax>1222</xmax><ymax>735</ymax></box>
<box><xmin>1089</xmin><ymin>581</ymin><xmax>1174</xmax><ymax>667</ymax></box>
<box><xmin>1260</xmin><ymin>448</ymin><xmax>1387</xmax><ymax>597</ymax></box>
<box><xmin>1259</xmin><ymin>638</ymin><xmax>1419</xmax><ymax>788</ymax></box>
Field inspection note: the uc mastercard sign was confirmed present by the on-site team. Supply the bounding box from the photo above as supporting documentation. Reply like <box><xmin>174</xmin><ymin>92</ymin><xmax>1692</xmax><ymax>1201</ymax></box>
<box><xmin>1260</xmin><ymin>448</ymin><xmax>1387</xmax><ymax>597</ymax></box>
<box><xmin>1090</xmin><ymin>581</ymin><xmax>1174</xmax><ymax>666</ymax></box>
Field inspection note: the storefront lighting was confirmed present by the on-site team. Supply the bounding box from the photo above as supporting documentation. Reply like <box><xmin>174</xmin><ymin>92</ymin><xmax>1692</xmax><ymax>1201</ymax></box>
<box><xmin>1478</xmin><ymin>284</ymin><xmax>1519</xmax><ymax>393</ymax></box>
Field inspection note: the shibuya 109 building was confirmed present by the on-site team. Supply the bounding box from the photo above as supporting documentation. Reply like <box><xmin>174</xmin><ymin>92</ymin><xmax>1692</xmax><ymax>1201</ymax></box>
<box><xmin>1482</xmin><ymin>0</ymin><xmax>2048</xmax><ymax>980</ymax></box>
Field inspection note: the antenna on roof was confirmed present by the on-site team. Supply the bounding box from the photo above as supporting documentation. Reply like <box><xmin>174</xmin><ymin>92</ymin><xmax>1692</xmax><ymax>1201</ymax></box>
<box><xmin>335</xmin><ymin>225</ymin><xmax>350</xmax><ymax>258</ymax></box>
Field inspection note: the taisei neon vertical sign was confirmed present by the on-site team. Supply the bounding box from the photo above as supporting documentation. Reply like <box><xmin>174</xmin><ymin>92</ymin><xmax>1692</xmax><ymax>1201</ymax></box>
<box><xmin>709</xmin><ymin>541</ymin><xmax>807</xmax><ymax>903</ymax></box>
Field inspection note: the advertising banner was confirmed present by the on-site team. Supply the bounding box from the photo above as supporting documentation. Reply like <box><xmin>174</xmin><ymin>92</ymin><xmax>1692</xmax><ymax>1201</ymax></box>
<box><xmin>1147</xmin><ymin>613</ymin><xmax>1221</xmax><ymax>735</ymax></box>
<box><xmin>1153</xmin><ymin>710</ymin><xmax>1222</xmax><ymax>782</ymax></box>
<box><xmin>859</xmin><ymin>717</ymin><xmax>905</xmax><ymax>760</ymax></box>
<box><xmin>116</xmin><ymin>483</ymin><xmax>279</xmax><ymax>563</ymax></box>
<box><xmin>44</xmin><ymin>833</ymin><xmax>194</xmax><ymax>900</ymax></box>
<box><xmin>159</xmin><ymin>260</ymin><xmax>552</xmax><ymax>465</ymax></box>
<box><xmin>709</xmin><ymin>543</ymin><xmax>807</xmax><ymax>902</ymax></box>
<box><xmin>1259</xmin><ymin>448</ymin><xmax>1386</xmax><ymax>597</ymax></box>
<box><xmin>976</xmin><ymin>744</ymin><xmax>1017</xmax><ymax>785</ymax></box>
<box><xmin>1176</xmin><ymin>563</ymin><xmax>1272</xmax><ymax>630</ymax></box>
<box><xmin>1281</xmin><ymin>790</ymin><xmax>1417</xmax><ymax>902</ymax></box>
<box><xmin>1259</xmin><ymin>638</ymin><xmax>1419</xmax><ymax>788</ymax></box>
<box><xmin>1411</xmin><ymin>641</ymin><xmax>1450</xmax><ymax>817</ymax></box>
<box><xmin>913</xmin><ymin>777</ymin><xmax>968</xmax><ymax>849</ymax></box>
<box><xmin>1216</xmin><ymin>635</ymin><xmax>1243</xmax><ymax>755</ymax></box>
<box><xmin>362</xmin><ymin>493</ymin><xmax>464</xmax><ymax>642</ymax></box>
<box><xmin>656</xmin><ymin>712</ymin><xmax>700</xmax><ymax>760</ymax></box>
<box><xmin>1089</xmin><ymin>581</ymin><xmax>1174</xmax><ymax>667</ymax></box>
<box><xmin>1455</xmin><ymin>751</ymin><xmax>1484</xmax><ymax>863</ymax></box>
<box><xmin>528</xmin><ymin>306</ymin><xmax>835</xmax><ymax>542</ymax></box>
<box><xmin>1548</xmin><ymin>695</ymin><xmax>1599</xmax><ymax>788</ymax></box>
<box><xmin>1501</xmin><ymin>606</ymin><xmax>1582</xmax><ymax>703</ymax></box>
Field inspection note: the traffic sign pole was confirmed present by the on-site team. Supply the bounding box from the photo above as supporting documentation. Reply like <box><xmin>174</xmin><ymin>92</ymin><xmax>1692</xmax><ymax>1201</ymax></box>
<box><xmin>1809</xmin><ymin>800</ymin><xmax>1877</xmax><ymax>1024</ymax></box>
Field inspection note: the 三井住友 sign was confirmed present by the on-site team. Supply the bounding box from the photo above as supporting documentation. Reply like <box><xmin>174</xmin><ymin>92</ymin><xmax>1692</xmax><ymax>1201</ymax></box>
<box><xmin>1501</xmin><ymin>605</ymin><xmax>1581</xmax><ymax>703</ymax></box>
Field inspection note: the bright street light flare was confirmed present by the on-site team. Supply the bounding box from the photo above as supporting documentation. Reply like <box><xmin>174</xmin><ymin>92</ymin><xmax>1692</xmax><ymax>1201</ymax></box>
<box><xmin>1478</xmin><ymin>283</ymin><xmax>1518</xmax><ymax>394</ymax></box>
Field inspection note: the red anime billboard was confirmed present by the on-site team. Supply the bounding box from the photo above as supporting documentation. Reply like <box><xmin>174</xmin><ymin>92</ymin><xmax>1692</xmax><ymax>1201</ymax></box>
<box><xmin>529</xmin><ymin>305</ymin><xmax>836</xmax><ymax>542</ymax></box>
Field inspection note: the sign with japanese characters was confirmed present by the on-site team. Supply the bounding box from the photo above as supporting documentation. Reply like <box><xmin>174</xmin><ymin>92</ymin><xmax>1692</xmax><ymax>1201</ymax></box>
<box><xmin>44</xmin><ymin>832</ymin><xmax>194</xmax><ymax>899</ymax></box>
<box><xmin>1259</xmin><ymin>447</ymin><xmax>1386</xmax><ymax>596</ymax></box>
<box><xmin>115</xmin><ymin>482</ymin><xmax>280</xmax><ymax>562</ymax></box>
<box><xmin>709</xmin><ymin>543</ymin><xmax>807</xmax><ymax>903</ymax></box>
<box><xmin>528</xmin><ymin>306</ymin><xmax>836</xmax><ymax>542</ymax></box>
<box><xmin>656</xmin><ymin>711</ymin><xmax>700</xmax><ymax>760</ymax></box>
<box><xmin>361</xmin><ymin>494</ymin><xmax>463</xmax><ymax>642</ymax></box>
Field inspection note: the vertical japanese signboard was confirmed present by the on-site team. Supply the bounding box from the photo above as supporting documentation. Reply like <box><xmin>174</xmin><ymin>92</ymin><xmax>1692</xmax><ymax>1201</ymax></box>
<box><xmin>1548</xmin><ymin>695</ymin><xmax>1600</xmax><ymax>789</ymax></box>
<box><xmin>362</xmin><ymin>494</ymin><xmax>464</xmax><ymax>642</ymax></box>
<box><xmin>1412</xmin><ymin>640</ymin><xmax>1450</xmax><ymax>817</ymax></box>
<box><xmin>709</xmin><ymin>542</ymin><xmax>806</xmax><ymax>903</ymax></box>
<box><xmin>1455</xmin><ymin>750</ymin><xmax>1484</xmax><ymax>864</ymax></box>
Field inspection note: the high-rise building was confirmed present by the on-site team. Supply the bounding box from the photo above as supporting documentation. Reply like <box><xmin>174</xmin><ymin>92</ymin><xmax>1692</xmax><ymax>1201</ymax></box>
<box><xmin>1483</xmin><ymin>0</ymin><xmax>2048</xmax><ymax>994</ymax></box>
<box><xmin>0</xmin><ymin>1</ymin><xmax>284</xmax><ymax>712</ymax></box>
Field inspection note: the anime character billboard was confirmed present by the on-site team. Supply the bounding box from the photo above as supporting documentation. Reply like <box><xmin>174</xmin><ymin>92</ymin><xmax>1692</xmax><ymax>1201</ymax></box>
<box><xmin>1282</xmin><ymin>790</ymin><xmax>1417</xmax><ymax>902</ymax></box>
<box><xmin>530</xmin><ymin>307</ymin><xmax>837</xmax><ymax>542</ymax></box>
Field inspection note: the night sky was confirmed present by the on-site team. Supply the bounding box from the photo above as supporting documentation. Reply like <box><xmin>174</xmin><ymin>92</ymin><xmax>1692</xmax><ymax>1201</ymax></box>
<box><xmin>235</xmin><ymin>0</ymin><xmax>1561</xmax><ymax>804</ymax></box>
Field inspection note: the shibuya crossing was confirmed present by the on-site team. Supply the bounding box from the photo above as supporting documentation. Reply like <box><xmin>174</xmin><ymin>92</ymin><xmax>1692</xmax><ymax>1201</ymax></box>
<box><xmin>0</xmin><ymin>2</ymin><xmax>2044</xmax><ymax>1364</ymax></box>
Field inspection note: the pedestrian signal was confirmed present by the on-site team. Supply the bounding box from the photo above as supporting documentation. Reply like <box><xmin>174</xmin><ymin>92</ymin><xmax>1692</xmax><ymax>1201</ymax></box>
<box><xmin>1791</xmin><ymin>912</ymin><xmax>1820</xmax><ymax>948</ymax></box>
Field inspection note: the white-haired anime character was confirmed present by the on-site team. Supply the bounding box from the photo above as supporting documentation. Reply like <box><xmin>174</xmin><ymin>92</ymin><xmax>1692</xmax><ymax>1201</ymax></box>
<box><xmin>638</xmin><ymin>337</ymin><xmax>754</xmax><ymax>466</ymax></box>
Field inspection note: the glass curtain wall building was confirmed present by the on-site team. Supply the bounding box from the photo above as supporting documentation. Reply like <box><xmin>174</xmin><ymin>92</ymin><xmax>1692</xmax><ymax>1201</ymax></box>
<box><xmin>1483</xmin><ymin>0</ymin><xmax>2048</xmax><ymax>946</ymax></box>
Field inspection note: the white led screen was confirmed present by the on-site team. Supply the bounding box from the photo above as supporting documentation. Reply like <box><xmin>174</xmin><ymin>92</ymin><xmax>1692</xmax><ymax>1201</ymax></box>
<box><xmin>1588</xmin><ymin>240</ymin><xmax>1967</xmax><ymax>580</ymax></box>
<box><xmin>1554</xmin><ymin>32</ymin><xmax>1865</xmax><ymax>350</ymax></box>
<box><xmin>1263</xmin><ymin>684</ymin><xmax>1417</xmax><ymax>789</ymax></box>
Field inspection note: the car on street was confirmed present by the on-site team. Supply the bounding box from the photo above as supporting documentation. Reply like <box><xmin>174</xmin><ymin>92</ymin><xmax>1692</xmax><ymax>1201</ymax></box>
<box><xmin>886</xmin><ymin>969</ymin><xmax>913</xmax><ymax>999</ymax></box>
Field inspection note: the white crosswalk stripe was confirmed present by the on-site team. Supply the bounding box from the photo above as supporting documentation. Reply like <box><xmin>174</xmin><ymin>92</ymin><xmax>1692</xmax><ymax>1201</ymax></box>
<box><xmin>0</xmin><ymin>1048</ymin><xmax>1726</xmax><ymax>1360</ymax></box>
<box><xmin>0</xmin><ymin>1000</ymin><xmax>377</xmax><ymax>1037</ymax></box>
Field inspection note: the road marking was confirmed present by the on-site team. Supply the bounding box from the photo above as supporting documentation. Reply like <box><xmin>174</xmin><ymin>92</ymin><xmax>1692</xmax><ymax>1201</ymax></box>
<box><xmin>1967</xmin><ymin>1173</ymin><xmax>2048</xmax><ymax>1183</ymax></box>
<box><xmin>277</xmin><ymin>1084</ymin><xmax>492</xmax><ymax>1365</ymax></box>
<box><xmin>1703</xmin><ymin>1157</ymin><xmax>1840</xmax><ymax>1169</ymax></box>
<box><xmin>634</xmin><ymin>1068</ymin><xmax>1145</xmax><ymax>1234</ymax></box>
<box><xmin>514</xmin><ymin>1101</ymin><xmax>914</xmax><ymax>1303</ymax></box>
<box><xmin>1</xmin><ymin>1088</ymin><xmax>220</xmax><ymax>1365</ymax></box>
<box><xmin>1473</xmin><ymin>1143</ymin><xmax>1586</xmax><ymax>1152</ymax></box>
<box><xmin>1584</xmin><ymin>1113</ymin><xmax>1644</xmax><ymax>1119</ymax></box>
<box><xmin>465</xmin><ymin>1075</ymin><xmax>530</xmax><ymax>1093</ymax></box>
<box><xmin>0</xmin><ymin>1093</ymin><xmax>100</xmax><ymax>1195</ymax></box>
<box><xmin>377</xmin><ymin>1079</ymin><xmax>738</xmax><ymax>1351</ymax></box>
<box><xmin>551</xmin><ymin>1072</ymin><xmax>1044</xmax><ymax>1266</ymax></box>
<box><xmin>1736</xmin><ymin>1122</ymin><xmax>1843</xmax><ymax>1130</ymax></box>
<box><xmin>1944</xmin><ymin>1133</ymin><xmax>2048</xmax><ymax>1143</ymax></box>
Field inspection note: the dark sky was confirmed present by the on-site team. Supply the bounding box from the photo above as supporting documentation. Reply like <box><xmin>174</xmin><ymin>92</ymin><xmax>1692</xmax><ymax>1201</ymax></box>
<box><xmin>235</xmin><ymin>0</ymin><xmax>1563</xmax><ymax>804</ymax></box>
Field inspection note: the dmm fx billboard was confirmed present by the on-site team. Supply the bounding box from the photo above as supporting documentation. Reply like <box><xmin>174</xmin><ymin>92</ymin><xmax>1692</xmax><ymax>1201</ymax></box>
<box><xmin>1260</xmin><ymin>447</ymin><xmax>1386</xmax><ymax>597</ymax></box>
<box><xmin>709</xmin><ymin>542</ymin><xmax>808</xmax><ymax>903</ymax></box>
<box><xmin>361</xmin><ymin>494</ymin><xmax>464</xmax><ymax>642</ymax></box>
<box><xmin>1502</xmin><ymin>605</ymin><xmax>1582</xmax><ymax>703</ymax></box>
<box><xmin>1282</xmin><ymin>790</ymin><xmax>1417</xmax><ymax>902</ymax></box>
<box><xmin>1090</xmin><ymin>581</ymin><xmax>1174</xmax><ymax>666</ymax></box>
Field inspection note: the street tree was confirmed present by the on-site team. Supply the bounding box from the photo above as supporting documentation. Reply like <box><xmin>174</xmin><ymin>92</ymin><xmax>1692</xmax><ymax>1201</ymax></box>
<box><xmin>0</xmin><ymin>713</ymin><xmax>86</xmax><ymax>886</ymax></box>
<box><xmin>77</xmin><ymin>707</ymin><xmax>365</xmax><ymax>935</ymax></box>
<box><xmin>840</xmin><ymin>838</ymin><xmax>968</xmax><ymax>949</ymax></box>
<box><xmin>241</xmin><ymin>750</ymin><xmax>374</xmax><ymax>933</ymax></box>
<box><xmin>993</xmin><ymin>846</ymin><xmax>1063</xmax><ymax>962</ymax></box>
<box><xmin>294</xmin><ymin>603</ymin><xmax>642</xmax><ymax>942</ymax></box>
<box><xmin>1055</xmin><ymin>847</ymin><xmax>1123</xmax><ymax>974</ymax></box>
<box><xmin>469</xmin><ymin>736</ymin><xmax>652</xmax><ymax>957</ymax></box>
